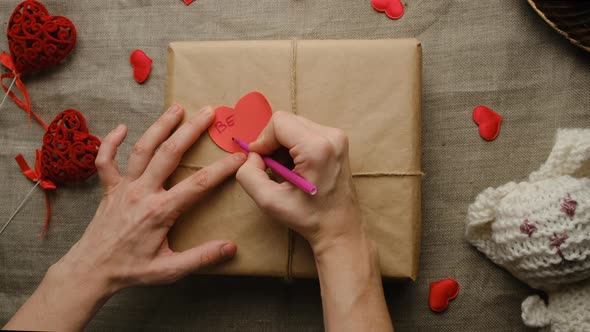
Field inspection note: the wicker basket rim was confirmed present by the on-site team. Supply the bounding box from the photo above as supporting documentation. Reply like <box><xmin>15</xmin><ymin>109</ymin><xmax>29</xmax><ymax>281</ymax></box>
<box><xmin>527</xmin><ymin>0</ymin><xmax>590</xmax><ymax>53</ymax></box>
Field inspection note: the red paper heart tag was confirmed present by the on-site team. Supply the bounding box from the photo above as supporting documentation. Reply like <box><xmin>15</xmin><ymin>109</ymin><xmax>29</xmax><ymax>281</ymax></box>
<box><xmin>130</xmin><ymin>50</ymin><xmax>152</xmax><ymax>84</ymax></box>
<box><xmin>40</xmin><ymin>109</ymin><xmax>101</xmax><ymax>185</ymax></box>
<box><xmin>429</xmin><ymin>279</ymin><xmax>460</xmax><ymax>313</ymax></box>
<box><xmin>7</xmin><ymin>0</ymin><xmax>77</xmax><ymax>75</ymax></box>
<box><xmin>208</xmin><ymin>92</ymin><xmax>273</xmax><ymax>153</ymax></box>
<box><xmin>371</xmin><ymin>0</ymin><xmax>405</xmax><ymax>20</ymax></box>
<box><xmin>472</xmin><ymin>105</ymin><xmax>503</xmax><ymax>141</ymax></box>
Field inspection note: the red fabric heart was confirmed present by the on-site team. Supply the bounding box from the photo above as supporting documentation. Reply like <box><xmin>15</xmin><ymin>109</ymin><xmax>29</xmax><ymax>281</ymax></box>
<box><xmin>40</xmin><ymin>109</ymin><xmax>101</xmax><ymax>185</ymax></box>
<box><xmin>208</xmin><ymin>92</ymin><xmax>273</xmax><ymax>153</ymax></box>
<box><xmin>183</xmin><ymin>0</ymin><xmax>195</xmax><ymax>5</ymax></box>
<box><xmin>429</xmin><ymin>279</ymin><xmax>460</xmax><ymax>313</ymax></box>
<box><xmin>15</xmin><ymin>109</ymin><xmax>100</xmax><ymax>238</ymax></box>
<box><xmin>130</xmin><ymin>50</ymin><xmax>152</xmax><ymax>84</ymax></box>
<box><xmin>1</xmin><ymin>0</ymin><xmax>77</xmax><ymax>129</ymax></box>
<box><xmin>7</xmin><ymin>0</ymin><xmax>77</xmax><ymax>75</ymax></box>
<box><xmin>473</xmin><ymin>105</ymin><xmax>503</xmax><ymax>141</ymax></box>
<box><xmin>371</xmin><ymin>0</ymin><xmax>405</xmax><ymax>20</ymax></box>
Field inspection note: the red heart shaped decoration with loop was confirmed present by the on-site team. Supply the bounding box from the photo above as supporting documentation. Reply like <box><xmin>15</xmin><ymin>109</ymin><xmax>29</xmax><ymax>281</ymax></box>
<box><xmin>208</xmin><ymin>92</ymin><xmax>273</xmax><ymax>153</ymax></box>
<box><xmin>7</xmin><ymin>0</ymin><xmax>77</xmax><ymax>75</ymax></box>
<box><xmin>40</xmin><ymin>109</ymin><xmax>101</xmax><ymax>185</ymax></box>
<box><xmin>1</xmin><ymin>0</ymin><xmax>77</xmax><ymax>129</ymax></box>
<box><xmin>15</xmin><ymin>109</ymin><xmax>100</xmax><ymax>238</ymax></box>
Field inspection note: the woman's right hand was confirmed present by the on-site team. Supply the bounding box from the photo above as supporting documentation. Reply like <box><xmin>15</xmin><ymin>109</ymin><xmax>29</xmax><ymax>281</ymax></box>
<box><xmin>236</xmin><ymin>111</ymin><xmax>364</xmax><ymax>255</ymax></box>
<box><xmin>239</xmin><ymin>111</ymin><xmax>393</xmax><ymax>332</ymax></box>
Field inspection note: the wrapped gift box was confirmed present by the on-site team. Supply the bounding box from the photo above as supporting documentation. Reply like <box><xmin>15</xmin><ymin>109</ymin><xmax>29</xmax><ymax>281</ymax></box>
<box><xmin>165</xmin><ymin>39</ymin><xmax>422</xmax><ymax>279</ymax></box>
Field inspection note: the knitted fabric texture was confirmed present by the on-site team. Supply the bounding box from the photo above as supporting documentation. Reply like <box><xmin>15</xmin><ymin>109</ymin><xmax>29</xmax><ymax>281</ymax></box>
<box><xmin>466</xmin><ymin>129</ymin><xmax>590</xmax><ymax>331</ymax></box>
<box><xmin>521</xmin><ymin>279</ymin><xmax>590</xmax><ymax>331</ymax></box>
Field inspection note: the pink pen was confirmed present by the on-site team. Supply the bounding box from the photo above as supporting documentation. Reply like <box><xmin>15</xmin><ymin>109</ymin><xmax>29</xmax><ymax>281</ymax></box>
<box><xmin>232</xmin><ymin>137</ymin><xmax>318</xmax><ymax>196</ymax></box>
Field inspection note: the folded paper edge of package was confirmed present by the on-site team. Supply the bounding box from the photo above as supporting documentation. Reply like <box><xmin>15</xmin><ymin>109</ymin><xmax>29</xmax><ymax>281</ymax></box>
<box><xmin>165</xmin><ymin>39</ymin><xmax>422</xmax><ymax>280</ymax></box>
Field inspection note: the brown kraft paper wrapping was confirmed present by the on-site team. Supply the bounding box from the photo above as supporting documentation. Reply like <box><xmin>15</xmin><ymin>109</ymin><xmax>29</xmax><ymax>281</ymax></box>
<box><xmin>165</xmin><ymin>39</ymin><xmax>422</xmax><ymax>280</ymax></box>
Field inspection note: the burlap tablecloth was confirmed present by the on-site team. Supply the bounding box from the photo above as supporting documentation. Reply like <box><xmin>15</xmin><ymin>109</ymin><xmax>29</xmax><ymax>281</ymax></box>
<box><xmin>0</xmin><ymin>1</ymin><xmax>588</xmax><ymax>331</ymax></box>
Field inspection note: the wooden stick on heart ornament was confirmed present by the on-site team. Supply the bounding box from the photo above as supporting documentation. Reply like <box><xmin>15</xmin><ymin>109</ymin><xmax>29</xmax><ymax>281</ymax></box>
<box><xmin>0</xmin><ymin>1</ymin><xmax>103</xmax><ymax>239</ymax></box>
<box><xmin>0</xmin><ymin>0</ymin><xmax>77</xmax><ymax>129</ymax></box>
<box><xmin>1</xmin><ymin>110</ymin><xmax>101</xmax><ymax>238</ymax></box>
<box><xmin>208</xmin><ymin>92</ymin><xmax>318</xmax><ymax>196</ymax></box>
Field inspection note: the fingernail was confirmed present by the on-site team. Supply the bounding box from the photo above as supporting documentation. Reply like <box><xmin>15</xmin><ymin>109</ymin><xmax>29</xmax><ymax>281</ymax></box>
<box><xmin>233</xmin><ymin>153</ymin><xmax>247</xmax><ymax>162</ymax></box>
<box><xmin>256</xmin><ymin>132</ymin><xmax>265</xmax><ymax>142</ymax></box>
<box><xmin>115</xmin><ymin>124</ymin><xmax>125</xmax><ymax>132</ymax></box>
<box><xmin>169</xmin><ymin>104</ymin><xmax>181</xmax><ymax>114</ymax></box>
<box><xmin>200</xmin><ymin>106</ymin><xmax>213</xmax><ymax>117</ymax></box>
<box><xmin>221</xmin><ymin>243</ymin><xmax>235</xmax><ymax>256</ymax></box>
<box><xmin>249</xmin><ymin>139</ymin><xmax>260</xmax><ymax>150</ymax></box>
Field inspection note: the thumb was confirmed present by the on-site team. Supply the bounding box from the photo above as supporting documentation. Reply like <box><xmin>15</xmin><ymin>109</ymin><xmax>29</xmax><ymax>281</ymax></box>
<box><xmin>151</xmin><ymin>241</ymin><xmax>237</xmax><ymax>283</ymax></box>
<box><xmin>236</xmin><ymin>152</ymin><xmax>285</xmax><ymax>209</ymax></box>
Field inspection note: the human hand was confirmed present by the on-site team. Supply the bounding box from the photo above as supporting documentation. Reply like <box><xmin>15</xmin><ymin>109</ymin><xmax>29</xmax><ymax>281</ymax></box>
<box><xmin>235</xmin><ymin>113</ymin><xmax>393</xmax><ymax>332</ymax></box>
<box><xmin>53</xmin><ymin>104</ymin><xmax>247</xmax><ymax>295</ymax></box>
<box><xmin>236</xmin><ymin>111</ymin><xmax>364</xmax><ymax>255</ymax></box>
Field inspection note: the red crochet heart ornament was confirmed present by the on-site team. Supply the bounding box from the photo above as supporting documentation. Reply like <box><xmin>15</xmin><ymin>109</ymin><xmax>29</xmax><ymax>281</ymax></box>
<box><xmin>40</xmin><ymin>109</ymin><xmax>101</xmax><ymax>185</ymax></box>
<box><xmin>208</xmin><ymin>92</ymin><xmax>273</xmax><ymax>153</ymax></box>
<box><xmin>15</xmin><ymin>109</ymin><xmax>100</xmax><ymax>238</ymax></box>
<box><xmin>473</xmin><ymin>105</ymin><xmax>503</xmax><ymax>141</ymax></box>
<box><xmin>371</xmin><ymin>0</ymin><xmax>405</xmax><ymax>20</ymax></box>
<box><xmin>1</xmin><ymin>0</ymin><xmax>77</xmax><ymax>130</ymax></box>
<box><xmin>429</xmin><ymin>279</ymin><xmax>460</xmax><ymax>313</ymax></box>
<box><xmin>7</xmin><ymin>0</ymin><xmax>77</xmax><ymax>75</ymax></box>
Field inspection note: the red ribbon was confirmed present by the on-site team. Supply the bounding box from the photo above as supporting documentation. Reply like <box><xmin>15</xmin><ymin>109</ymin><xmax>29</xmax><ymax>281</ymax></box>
<box><xmin>15</xmin><ymin>151</ymin><xmax>56</xmax><ymax>238</ymax></box>
<box><xmin>1</xmin><ymin>52</ymin><xmax>48</xmax><ymax>130</ymax></box>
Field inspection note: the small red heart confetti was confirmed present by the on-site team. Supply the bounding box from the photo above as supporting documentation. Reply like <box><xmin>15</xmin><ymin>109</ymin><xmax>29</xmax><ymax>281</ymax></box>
<box><xmin>429</xmin><ymin>279</ymin><xmax>460</xmax><ymax>313</ymax></box>
<box><xmin>183</xmin><ymin>0</ymin><xmax>195</xmax><ymax>5</ymax></box>
<box><xmin>130</xmin><ymin>50</ymin><xmax>153</xmax><ymax>84</ymax></box>
<box><xmin>208</xmin><ymin>92</ymin><xmax>273</xmax><ymax>153</ymax></box>
<box><xmin>371</xmin><ymin>0</ymin><xmax>405</xmax><ymax>20</ymax></box>
<box><xmin>473</xmin><ymin>105</ymin><xmax>503</xmax><ymax>141</ymax></box>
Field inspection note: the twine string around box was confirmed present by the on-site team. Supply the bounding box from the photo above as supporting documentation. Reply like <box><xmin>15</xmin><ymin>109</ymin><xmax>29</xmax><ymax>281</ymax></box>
<box><xmin>284</xmin><ymin>39</ymin><xmax>424</xmax><ymax>279</ymax></box>
<box><xmin>177</xmin><ymin>39</ymin><xmax>424</xmax><ymax>279</ymax></box>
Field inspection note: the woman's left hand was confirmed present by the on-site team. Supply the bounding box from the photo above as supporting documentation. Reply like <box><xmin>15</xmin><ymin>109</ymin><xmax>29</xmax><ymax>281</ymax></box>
<box><xmin>56</xmin><ymin>103</ymin><xmax>246</xmax><ymax>294</ymax></box>
<box><xmin>5</xmin><ymin>103</ymin><xmax>246</xmax><ymax>332</ymax></box>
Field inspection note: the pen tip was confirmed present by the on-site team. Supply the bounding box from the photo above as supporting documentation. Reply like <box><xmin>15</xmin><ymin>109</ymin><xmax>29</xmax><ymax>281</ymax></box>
<box><xmin>231</xmin><ymin>137</ymin><xmax>237</xmax><ymax>142</ymax></box>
